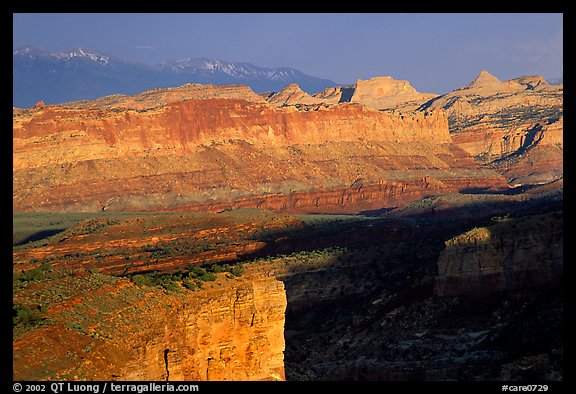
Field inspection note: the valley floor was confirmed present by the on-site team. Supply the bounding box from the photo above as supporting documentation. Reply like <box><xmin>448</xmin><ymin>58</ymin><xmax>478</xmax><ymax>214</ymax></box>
<box><xmin>12</xmin><ymin>185</ymin><xmax>563</xmax><ymax>381</ymax></box>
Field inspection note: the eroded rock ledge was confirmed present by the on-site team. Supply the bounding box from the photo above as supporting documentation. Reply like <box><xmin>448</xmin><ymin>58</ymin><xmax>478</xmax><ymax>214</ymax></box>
<box><xmin>13</xmin><ymin>83</ymin><xmax>508</xmax><ymax>212</ymax></box>
<box><xmin>434</xmin><ymin>211</ymin><xmax>563</xmax><ymax>297</ymax></box>
<box><xmin>13</xmin><ymin>273</ymin><xmax>287</xmax><ymax>381</ymax></box>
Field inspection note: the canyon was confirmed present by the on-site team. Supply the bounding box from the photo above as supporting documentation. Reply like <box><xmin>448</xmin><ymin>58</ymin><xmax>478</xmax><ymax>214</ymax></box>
<box><xmin>13</xmin><ymin>197</ymin><xmax>563</xmax><ymax>380</ymax></box>
<box><xmin>13</xmin><ymin>74</ymin><xmax>562</xmax><ymax>381</ymax></box>
<box><xmin>14</xmin><ymin>81</ymin><xmax>507</xmax><ymax>213</ymax></box>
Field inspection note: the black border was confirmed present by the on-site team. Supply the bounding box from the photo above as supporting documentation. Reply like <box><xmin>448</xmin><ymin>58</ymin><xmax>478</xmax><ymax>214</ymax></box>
<box><xmin>6</xmin><ymin>8</ymin><xmax>570</xmax><ymax>393</ymax></box>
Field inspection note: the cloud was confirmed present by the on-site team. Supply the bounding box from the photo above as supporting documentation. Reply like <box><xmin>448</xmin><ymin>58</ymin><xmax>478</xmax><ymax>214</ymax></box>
<box><xmin>136</xmin><ymin>44</ymin><xmax>155</xmax><ymax>50</ymax></box>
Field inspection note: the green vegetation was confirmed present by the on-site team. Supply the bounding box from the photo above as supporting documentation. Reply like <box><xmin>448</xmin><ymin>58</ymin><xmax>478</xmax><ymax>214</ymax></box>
<box><xmin>182</xmin><ymin>278</ymin><xmax>197</xmax><ymax>291</ymax></box>
<box><xmin>130</xmin><ymin>261</ymin><xmax>244</xmax><ymax>292</ymax></box>
<box><xmin>13</xmin><ymin>262</ymin><xmax>55</xmax><ymax>289</ymax></box>
<box><xmin>19</xmin><ymin>267</ymin><xmax>44</xmax><ymax>282</ymax></box>
<box><xmin>13</xmin><ymin>304</ymin><xmax>47</xmax><ymax>327</ymax></box>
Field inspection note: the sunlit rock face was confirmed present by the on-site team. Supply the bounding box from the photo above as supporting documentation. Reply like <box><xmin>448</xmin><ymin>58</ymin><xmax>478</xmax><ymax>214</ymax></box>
<box><xmin>423</xmin><ymin>71</ymin><xmax>563</xmax><ymax>185</ymax></box>
<box><xmin>305</xmin><ymin>76</ymin><xmax>438</xmax><ymax>111</ymax></box>
<box><xmin>13</xmin><ymin>273</ymin><xmax>287</xmax><ymax>381</ymax></box>
<box><xmin>13</xmin><ymin>82</ymin><xmax>509</xmax><ymax>213</ymax></box>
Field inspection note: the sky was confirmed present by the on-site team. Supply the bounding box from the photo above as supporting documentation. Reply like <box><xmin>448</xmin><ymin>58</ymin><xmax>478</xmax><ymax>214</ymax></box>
<box><xmin>13</xmin><ymin>13</ymin><xmax>563</xmax><ymax>94</ymax></box>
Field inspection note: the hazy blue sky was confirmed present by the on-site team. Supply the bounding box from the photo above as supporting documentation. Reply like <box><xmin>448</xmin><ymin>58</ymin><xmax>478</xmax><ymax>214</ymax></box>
<box><xmin>13</xmin><ymin>13</ymin><xmax>563</xmax><ymax>94</ymax></box>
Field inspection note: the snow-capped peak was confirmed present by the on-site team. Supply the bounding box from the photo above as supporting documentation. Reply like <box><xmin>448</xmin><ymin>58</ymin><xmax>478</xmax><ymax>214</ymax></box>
<box><xmin>159</xmin><ymin>57</ymin><xmax>304</xmax><ymax>81</ymax></box>
<box><xmin>13</xmin><ymin>45</ymin><xmax>45</xmax><ymax>56</ymax></box>
<box><xmin>52</xmin><ymin>48</ymin><xmax>112</xmax><ymax>64</ymax></box>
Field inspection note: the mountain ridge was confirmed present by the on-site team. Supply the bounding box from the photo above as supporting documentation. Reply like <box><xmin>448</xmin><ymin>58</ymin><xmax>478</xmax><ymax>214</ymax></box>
<box><xmin>13</xmin><ymin>46</ymin><xmax>340</xmax><ymax>108</ymax></box>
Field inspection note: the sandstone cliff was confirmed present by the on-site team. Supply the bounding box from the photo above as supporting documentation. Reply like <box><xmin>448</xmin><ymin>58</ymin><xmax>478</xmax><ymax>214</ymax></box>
<box><xmin>422</xmin><ymin>70</ymin><xmax>563</xmax><ymax>185</ymax></box>
<box><xmin>349</xmin><ymin>76</ymin><xmax>437</xmax><ymax>111</ymax></box>
<box><xmin>13</xmin><ymin>83</ymin><xmax>508</xmax><ymax>213</ymax></box>
<box><xmin>262</xmin><ymin>73</ymin><xmax>563</xmax><ymax>186</ymax></box>
<box><xmin>269</xmin><ymin>76</ymin><xmax>438</xmax><ymax>111</ymax></box>
<box><xmin>13</xmin><ymin>94</ymin><xmax>451</xmax><ymax>168</ymax></box>
<box><xmin>486</xmin><ymin>116</ymin><xmax>563</xmax><ymax>185</ymax></box>
<box><xmin>434</xmin><ymin>211</ymin><xmax>563</xmax><ymax>297</ymax></box>
<box><xmin>13</xmin><ymin>270</ymin><xmax>286</xmax><ymax>381</ymax></box>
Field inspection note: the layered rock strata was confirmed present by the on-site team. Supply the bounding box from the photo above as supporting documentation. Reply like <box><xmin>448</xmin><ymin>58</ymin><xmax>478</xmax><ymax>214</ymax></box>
<box><xmin>434</xmin><ymin>211</ymin><xmax>563</xmax><ymax>297</ymax></box>
<box><xmin>13</xmin><ymin>272</ymin><xmax>287</xmax><ymax>381</ymax></box>
<box><xmin>13</xmin><ymin>83</ymin><xmax>507</xmax><ymax>212</ymax></box>
<box><xmin>423</xmin><ymin>71</ymin><xmax>563</xmax><ymax>185</ymax></box>
<box><xmin>263</xmin><ymin>72</ymin><xmax>564</xmax><ymax>186</ymax></box>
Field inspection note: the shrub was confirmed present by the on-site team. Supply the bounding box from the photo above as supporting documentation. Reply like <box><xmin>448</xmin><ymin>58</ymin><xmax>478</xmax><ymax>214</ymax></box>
<box><xmin>161</xmin><ymin>281</ymin><xmax>180</xmax><ymax>292</ymax></box>
<box><xmin>187</xmin><ymin>266</ymin><xmax>216</xmax><ymax>281</ymax></box>
<box><xmin>206</xmin><ymin>264</ymin><xmax>223</xmax><ymax>273</ymax></box>
<box><xmin>203</xmin><ymin>271</ymin><xmax>217</xmax><ymax>282</ymax></box>
<box><xmin>229</xmin><ymin>264</ymin><xmax>244</xmax><ymax>277</ymax></box>
<box><xmin>182</xmin><ymin>279</ymin><xmax>196</xmax><ymax>291</ymax></box>
<box><xmin>132</xmin><ymin>274</ymin><xmax>152</xmax><ymax>287</ymax></box>
<box><xmin>13</xmin><ymin>304</ymin><xmax>45</xmax><ymax>327</ymax></box>
<box><xmin>21</xmin><ymin>267</ymin><xmax>44</xmax><ymax>282</ymax></box>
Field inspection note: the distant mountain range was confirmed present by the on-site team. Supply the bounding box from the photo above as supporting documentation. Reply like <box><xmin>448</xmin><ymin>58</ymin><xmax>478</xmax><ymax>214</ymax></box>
<box><xmin>13</xmin><ymin>46</ymin><xmax>339</xmax><ymax>108</ymax></box>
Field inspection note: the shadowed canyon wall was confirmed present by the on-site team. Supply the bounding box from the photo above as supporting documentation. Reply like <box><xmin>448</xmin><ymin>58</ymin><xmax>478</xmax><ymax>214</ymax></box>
<box><xmin>434</xmin><ymin>211</ymin><xmax>563</xmax><ymax>297</ymax></box>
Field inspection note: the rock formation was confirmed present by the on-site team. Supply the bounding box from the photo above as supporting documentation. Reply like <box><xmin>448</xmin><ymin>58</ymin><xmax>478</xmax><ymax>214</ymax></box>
<box><xmin>487</xmin><ymin>117</ymin><xmax>563</xmax><ymax>186</ymax></box>
<box><xmin>349</xmin><ymin>76</ymin><xmax>437</xmax><ymax>111</ymax></box>
<box><xmin>13</xmin><ymin>272</ymin><xmax>287</xmax><ymax>381</ymax></box>
<box><xmin>434</xmin><ymin>211</ymin><xmax>563</xmax><ymax>297</ymax></box>
<box><xmin>13</xmin><ymin>82</ymin><xmax>508</xmax><ymax>213</ymax></box>
<box><xmin>12</xmin><ymin>210</ymin><xmax>299</xmax><ymax>380</ymax></box>
<box><xmin>422</xmin><ymin>70</ymin><xmax>563</xmax><ymax>185</ymax></box>
<box><xmin>265</xmin><ymin>83</ymin><xmax>324</xmax><ymax>107</ymax></box>
<box><xmin>262</xmin><ymin>72</ymin><xmax>563</xmax><ymax>186</ymax></box>
<box><xmin>268</xmin><ymin>76</ymin><xmax>438</xmax><ymax>112</ymax></box>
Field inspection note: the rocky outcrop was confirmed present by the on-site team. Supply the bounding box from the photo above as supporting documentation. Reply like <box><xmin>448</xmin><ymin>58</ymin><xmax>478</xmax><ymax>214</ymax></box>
<box><xmin>313</xmin><ymin>85</ymin><xmax>347</xmax><ymax>104</ymax></box>
<box><xmin>14</xmin><ymin>83</ymin><xmax>509</xmax><ymax>212</ymax></box>
<box><xmin>13</xmin><ymin>273</ymin><xmax>287</xmax><ymax>381</ymax></box>
<box><xmin>434</xmin><ymin>211</ymin><xmax>563</xmax><ymax>297</ymax></box>
<box><xmin>262</xmin><ymin>72</ymin><xmax>563</xmax><ymax>186</ymax></box>
<box><xmin>266</xmin><ymin>83</ymin><xmax>324</xmax><ymax>107</ymax></box>
<box><xmin>486</xmin><ymin>117</ymin><xmax>563</xmax><ymax>185</ymax></box>
<box><xmin>349</xmin><ymin>76</ymin><xmax>437</xmax><ymax>111</ymax></box>
<box><xmin>270</xmin><ymin>76</ymin><xmax>438</xmax><ymax>111</ymax></box>
<box><xmin>422</xmin><ymin>70</ymin><xmax>563</xmax><ymax>185</ymax></box>
<box><xmin>13</xmin><ymin>93</ymin><xmax>451</xmax><ymax>171</ymax></box>
<box><xmin>122</xmin><ymin>278</ymin><xmax>286</xmax><ymax>381</ymax></box>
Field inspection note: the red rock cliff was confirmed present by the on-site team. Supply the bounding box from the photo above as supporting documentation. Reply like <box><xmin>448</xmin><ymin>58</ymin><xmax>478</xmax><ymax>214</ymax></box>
<box><xmin>13</xmin><ymin>273</ymin><xmax>287</xmax><ymax>381</ymax></box>
<box><xmin>425</xmin><ymin>71</ymin><xmax>563</xmax><ymax>185</ymax></box>
<box><xmin>13</xmin><ymin>83</ymin><xmax>508</xmax><ymax>212</ymax></box>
